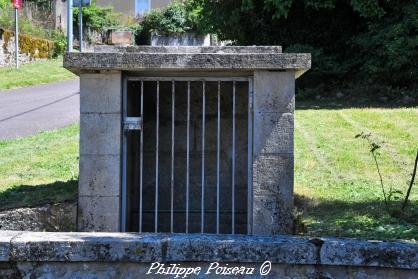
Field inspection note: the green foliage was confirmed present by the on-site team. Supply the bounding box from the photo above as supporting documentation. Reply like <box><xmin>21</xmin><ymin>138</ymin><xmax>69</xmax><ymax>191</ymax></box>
<box><xmin>0</xmin><ymin>1</ymin><xmax>66</xmax><ymax>58</ymax></box>
<box><xmin>50</xmin><ymin>30</ymin><xmax>67</xmax><ymax>57</ymax></box>
<box><xmin>144</xmin><ymin>3</ymin><xmax>190</xmax><ymax>33</ymax></box>
<box><xmin>0</xmin><ymin>0</ymin><xmax>10</xmax><ymax>10</ymax></box>
<box><xmin>135</xmin><ymin>1</ymin><xmax>207</xmax><ymax>44</ymax></box>
<box><xmin>353</xmin><ymin>4</ymin><xmax>418</xmax><ymax>88</ymax></box>
<box><xmin>186</xmin><ymin>0</ymin><xmax>418</xmax><ymax>97</ymax></box>
<box><xmin>0</xmin><ymin>1</ymin><xmax>50</xmax><ymax>39</ymax></box>
<box><xmin>0</xmin><ymin>1</ymin><xmax>14</xmax><ymax>29</ymax></box>
<box><xmin>73</xmin><ymin>1</ymin><xmax>121</xmax><ymax>34</ymax></box>
<box><xmin>350</xmin><ymin>0</ymin><xmax>385</xmax><ymax>18</ymax></box>
<box><xmin>264</xmin><ymin>0</ymin><xmax>294</xmax><ymax>19</ymax></box>
<box><xmin>356</xmin><ymin>132</ymin><xmax>418</xmax><ymax>220</ymax></box>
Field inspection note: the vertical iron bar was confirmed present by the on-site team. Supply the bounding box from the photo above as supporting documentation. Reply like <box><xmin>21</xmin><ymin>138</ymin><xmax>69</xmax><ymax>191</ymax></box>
<box><xmin>186</xmin><ymin>81</ymin><xmax>191</xmax><ymax>233</ymax></box>
<box><xmin>247</xmin><ymin>78</ymin><xmax>254</xmax><ymax>235</ymax></box>
<box><xmin>216</xmin><ymin>81</ymin><xmax>221</xmax><ymax>234</ymax></box>
<box><xmin>232</xmin><ymin>81</ymin><xmax>236</xmax><ymax>234</ymax></box>
<box><xmin>121</xmin><ymin>77</ymin><xmax>128</xmax><ymax>232</ymax></box>
<box><xmin>155</xmin><ymin>81</ymin><xmax>159</xmax><ymax>233</ymax></box>
<box><xmin>139</xmin><ymin>81</ymin><xmax>144</xmax><ymax>232</ymax></box>
<box><xmin>201</xmin><ymin>81</ymin><xmax>206</xmax><ymax>233</ymax></box>
<box><xmin>171</xmin><ymin>81</ymin><xmax>175</xmax><ymax>233</ymax></box>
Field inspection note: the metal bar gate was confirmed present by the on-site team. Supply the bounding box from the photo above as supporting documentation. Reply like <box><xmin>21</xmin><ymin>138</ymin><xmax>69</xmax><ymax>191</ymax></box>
<box><xmin>122</xmin><ymin>77</ymin><xmax>253</xmax><ymax>235</ymax></box>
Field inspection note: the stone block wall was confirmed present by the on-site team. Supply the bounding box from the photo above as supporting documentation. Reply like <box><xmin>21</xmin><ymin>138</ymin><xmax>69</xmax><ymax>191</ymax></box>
<box><xmin>252</xmin><ymin>70</ymin><xmax>295</xmax><ymax>235</ymax></box>
<box><xmin>78</xmin><ymin>72</ymin><xmax>122</xmax><ymax>232</ymax></box>
<box><xmin>0</xmin><ymin>29</ymin><xmax>54</xmax><ymax>68</ymax></box>
<box><xmin>65</xmin><ymin>46</ymin><xmax>311</xmax><ymax>234</ymax></box>
<box><xmin>0</xmin><ymin>232</ymin><xmax>417</xmax><ymax>278</ymax></box>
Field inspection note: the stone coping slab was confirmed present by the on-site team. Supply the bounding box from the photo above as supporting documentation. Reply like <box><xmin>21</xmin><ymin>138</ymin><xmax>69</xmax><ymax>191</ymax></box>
<box><xmin>93</xmin><ymin>45</ymin><xmax>283</xmax><ymax>54</ymax></box>
<box><xmin>0</xmin><ymin>232</ymin><xmax>417</xmax><ymax>270</ymax></box>
<box><xmin>64</xmin><ymin>46</ymin><xmax>310</xmax><ymax>75</ymax></box>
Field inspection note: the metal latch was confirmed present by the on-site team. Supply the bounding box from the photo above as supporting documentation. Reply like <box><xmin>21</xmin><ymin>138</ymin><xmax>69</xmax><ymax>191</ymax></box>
<box><xmin>123</xmin><ymin>117</ymin><xmax>142</xmax><ymax>131</ymax></box>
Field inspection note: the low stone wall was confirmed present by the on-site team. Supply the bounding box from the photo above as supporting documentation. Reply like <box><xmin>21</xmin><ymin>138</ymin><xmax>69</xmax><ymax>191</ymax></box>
<box><xmin>0</xmin><ymin>29</ymin><xmax>54</xmax><ymax>67</ymax></box>
<box><xmin>0</xmin><ymin>202</ymin><xmax>76</xmax><ymax>232</ymax></box>
<box><xmin>0</xmin><ymin>232</ymin><xmax>416</xmax><ymax>278</ymax></box>
<box><xmin>151</xmin><ymin>32</ymin><xmax>211</xmax><ymax>46</ymax></box>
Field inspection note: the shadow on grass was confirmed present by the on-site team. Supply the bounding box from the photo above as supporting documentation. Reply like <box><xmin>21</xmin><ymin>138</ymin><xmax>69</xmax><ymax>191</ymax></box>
<box><xmin>296</xmin><ymin>99</ymin><xmax>418</xmax><ymax>110</ymax></box>
<box><xmin>295</xmin><ymin>194</ymin><xmax>418</xmax><ymax>240</ymax></box>
<box><xmin>0</xmin><ymin>179</ymin><xmax>78</xmax><ymax>211</ymax></box>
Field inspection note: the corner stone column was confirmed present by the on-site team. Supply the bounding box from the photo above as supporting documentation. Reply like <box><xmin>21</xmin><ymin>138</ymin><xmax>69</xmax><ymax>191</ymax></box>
<box><xmin>78</xmin><ymin>72</ymin><xmax>122</xmax><ymax>232</ymax></box>
<box><xmin>252</xmin><ymin>70</ymin><xmax>295</xmax><ymax>235</ymax></box>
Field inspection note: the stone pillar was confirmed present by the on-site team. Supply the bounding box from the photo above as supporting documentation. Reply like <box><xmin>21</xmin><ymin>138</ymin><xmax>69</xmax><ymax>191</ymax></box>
<box><xmin>252</xmin><ymin>70</ymin><xmax>295</xmax><ymax>235</ymax></box>
<box><xmin>78</xmin><ymin>72</ymin><xmax>122</xmax><ymax>232</ymax></box>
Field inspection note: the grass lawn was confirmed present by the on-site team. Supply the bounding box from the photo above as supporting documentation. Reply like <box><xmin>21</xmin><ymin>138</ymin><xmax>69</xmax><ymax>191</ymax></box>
<box><xmin>0</xmin><ymin>104</ymin><xmax>417</xmax><ymax>241</ymax></box>
<box><xmin>0</xmin><ymin>57</ymin><xmax>76</xmax><ymax>90</ymax></box>
<box><xmin>0</xmin><ymin>124</ymin><xmax>78</xmax><ymax>210</ymax></box>
<box><xmin>295</xmin><ymin>104</ymin><xmax>418</xmax><ymax>241</ymax></box>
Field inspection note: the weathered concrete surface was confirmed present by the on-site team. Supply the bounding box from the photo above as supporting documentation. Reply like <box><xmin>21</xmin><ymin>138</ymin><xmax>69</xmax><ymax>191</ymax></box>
<box><xmin>77</xmin><ymin>196</ymin><xmax>120</xmax><ymax>232</ymax></box>
<box><xmin>151</xmin><ymin>32</ymin><xmax>211</xmax><ymax>47</ymax></box>
<box><xmin>0</xmin><ymin>202</ymin><xmax>76</xmax><ymax>232</ymax></box>
<box><xmin>93</xmin><ymin>45</ymin><xmax>283</xmax><ymax>54</ymax></box>
<box><xmin>252</xmin><ymin>70</ymin><xmax>295</xmax><ymax>235</ymax></box>
<box><xmin>253</xmin><ymin>71</ymin><xmax>295</xmax><ymax>113</ymax></box>
<box><xmin>78</xmin><ymin>72</ymin><xmax>122</xmax><ymax>232</ymax></box>
<box><xmin>69</xmin><ymin>46</ymin><xmax>309</xmax><ymax>234</ymax></box>
<box><xmin>320</xmin><ymin>238</ymin><xmax>418</xmax><ymax>269</ymax></box>
<box><xmin>64</xmin><ymin>51</ymin><xmax>310</xmax><ymax>75</ymax></box>
<box><xmin>80</xmin><ymin>73</ymin><xmax>122</xmax><ymax>114</ymax></box>
<box><xmin>11</xmin><ymin>263</ymin><xmax>418</xmax><ymax>279</ymax></box>
<box><xmin>0</xmin><ymin>231</ymin><xmax>22</xmax><ymax>261</ymax></box>
<box><xmin>1</xmin><ymin>232</ymin><xmax>417</xmax><ymax>278</ymax></box>
<box><xmin>78</xmin><ymin>155</ymin><xmax>121</xmax><ymax>196</ymax></box>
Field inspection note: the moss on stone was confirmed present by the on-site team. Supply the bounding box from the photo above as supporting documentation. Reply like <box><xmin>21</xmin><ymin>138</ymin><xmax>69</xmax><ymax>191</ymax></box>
<box><xmin>1</xmin><ymin>28</ymin><xmax>54</xmax><ymax>59</ymax></box>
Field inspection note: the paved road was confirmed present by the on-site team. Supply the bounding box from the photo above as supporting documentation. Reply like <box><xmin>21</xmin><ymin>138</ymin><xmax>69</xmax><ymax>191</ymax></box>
<box><xmin>0</xmin><ymin>79</ymin><xmax>80</xmax><ymax>140</ymax></box>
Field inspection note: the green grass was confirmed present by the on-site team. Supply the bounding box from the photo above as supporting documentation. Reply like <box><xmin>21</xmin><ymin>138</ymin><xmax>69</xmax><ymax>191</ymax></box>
<box><xmin>0</xmin><ymin>124</ymin><xmax>79</xmax><ymax>210</ymax></box>
<box><xmin>0</xmin><ymin>104</ymin><xmax>417</xmax><ymax>241</ymax></box>
<box><xmin>295</xmin><ymin>105</ymin><xmax>418</xmax><ymax>241</ymax></box>
<box><xmin>0</xmin><ymin>57</ymin><xmax>76</xmax><ymax>90</ymax></box>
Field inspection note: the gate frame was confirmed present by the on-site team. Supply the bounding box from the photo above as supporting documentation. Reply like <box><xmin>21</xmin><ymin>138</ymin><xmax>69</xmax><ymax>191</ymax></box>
<box><xmin>121</xmin><ymin>76</ymin><xmax>254</xmax><ymax>234</ymax></box>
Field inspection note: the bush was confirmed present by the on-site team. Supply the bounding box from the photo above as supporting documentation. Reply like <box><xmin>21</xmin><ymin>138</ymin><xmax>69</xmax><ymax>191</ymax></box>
<box><xmin>50</xmin><ymin>30</ymin><xmax>67</xmax><ymax>58</ymax></box>
<box><xmin>73</xmin><ymin>0</ymin><xmax>121</xmax><ymax>38</ymax></box>
<box><xmin>135</xmin><ymin>1</ymin><xmax>207</xmax><ymax>45</ymax></box>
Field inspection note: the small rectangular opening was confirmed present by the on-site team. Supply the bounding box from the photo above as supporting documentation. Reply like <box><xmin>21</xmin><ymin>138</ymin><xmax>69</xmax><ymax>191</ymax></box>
<box><xmin>123</xmin><ymin>77</ymin><xmax>252</xmax><ymax>234</ymax></box>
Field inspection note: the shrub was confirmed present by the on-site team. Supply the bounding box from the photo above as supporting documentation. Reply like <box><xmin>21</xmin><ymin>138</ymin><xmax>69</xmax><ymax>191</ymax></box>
<box><xmin>50</xmin><ymin>30</ymin><xmax>67</xmax><ymax>57</ymax></box>
<box><xmin>73</xmin><ymin>0</ymin><xmax>121</xmax><ymax>38</ymax></box>
<box><xmin>135</xmin><ymin>1</ymin><xmax>206</xmax><ymax>45</ymax></box>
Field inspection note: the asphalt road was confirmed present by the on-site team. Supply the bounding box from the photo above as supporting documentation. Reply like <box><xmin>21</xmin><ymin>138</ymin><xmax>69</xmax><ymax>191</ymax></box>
<box><xmin>0</xmin><ymin>79</ymin><xmax>80</xmax><ymax>140</ymax></box>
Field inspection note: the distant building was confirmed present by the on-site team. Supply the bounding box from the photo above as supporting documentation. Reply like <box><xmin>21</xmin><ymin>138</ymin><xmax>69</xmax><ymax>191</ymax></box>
<box><xmin>96</xmin><ymin>0</ymin><xmax>173</xmax><ymax>17</ymax></box>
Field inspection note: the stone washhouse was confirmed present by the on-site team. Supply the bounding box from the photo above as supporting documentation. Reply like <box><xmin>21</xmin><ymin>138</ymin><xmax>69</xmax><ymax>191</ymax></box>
<box><xmin>64</xmin><ymin>46</ymin><xmax>311</xmax><ymax>235</ymax></box>
<box><xmin>1</xmin><ymin>46</ymin><xmax>417</xmax><ymax>279</ymax></box>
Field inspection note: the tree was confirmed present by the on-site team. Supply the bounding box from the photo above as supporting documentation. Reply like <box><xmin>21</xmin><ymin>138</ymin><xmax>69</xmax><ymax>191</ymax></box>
<box><xmin>186</xmin><ymin>0</ymin><xmax>418</xmax><ymax>98</ymax></box>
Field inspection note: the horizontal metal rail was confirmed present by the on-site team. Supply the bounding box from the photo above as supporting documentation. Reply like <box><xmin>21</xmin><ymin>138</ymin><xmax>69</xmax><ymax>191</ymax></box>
<box><xmin>126</xmin><ymin>77</ymin><xmax>251</xmax><ymax>82</ymax></box>
<box><xmin>140</xmin><ymin>210</ymin><xmax>248</xmax><ymax>214</ymax></box>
